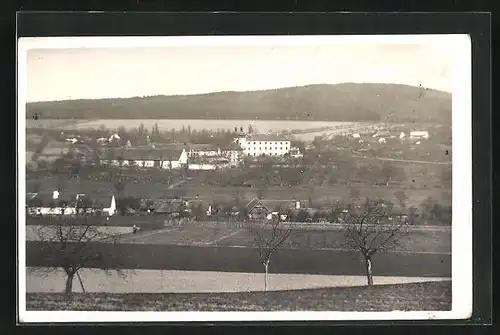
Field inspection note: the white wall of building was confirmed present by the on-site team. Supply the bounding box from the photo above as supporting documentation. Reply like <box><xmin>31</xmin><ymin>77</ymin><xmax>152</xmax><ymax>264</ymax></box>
<box><xmin>238</xmin><ymin>139</ymin><xmax>291</xmax><ymax>157</ymax></box>
<box><xmin>410</xmin><ymin>131</ymin><xmax>430</xmax><ymax>139</ymax></box>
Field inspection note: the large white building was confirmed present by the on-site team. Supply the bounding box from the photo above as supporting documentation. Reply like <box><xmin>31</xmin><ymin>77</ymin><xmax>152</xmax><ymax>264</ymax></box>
<box><xmin>235</xmin><ymin>134</ymin><xmax>291</xmax><ymax>157</ymax></box>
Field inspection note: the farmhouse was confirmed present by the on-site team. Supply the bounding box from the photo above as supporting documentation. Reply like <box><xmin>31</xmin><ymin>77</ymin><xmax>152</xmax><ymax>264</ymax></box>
<box><xmin>26</xmin><ymin>191</ymin><xmax>117</xmax><ymax>216</ymax></box>
<box><xmin>245</xmin><ymin>197</ymin><xmax>272</xmax><ymax>221</ymax></box>
<box><xmin>235</xmin><ymin>134</ymin><xmax>291</xmax><ymax>157</ymax></box>
<box><xmin>104</xmin><ymin>148</ymin><xmax>188</xmax><ymax>169</ymax></box>
<box><xmin>153</xmin><ymin>199</ymin><xmax>189</xmax><ymax>217</ymax></box>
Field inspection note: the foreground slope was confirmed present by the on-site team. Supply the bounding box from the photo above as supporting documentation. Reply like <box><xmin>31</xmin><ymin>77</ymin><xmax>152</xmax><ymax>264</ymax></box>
<box><xmin>26</xmin><ymin>280</ymin><xmax>451</xmax><ymax>311</ymax></box>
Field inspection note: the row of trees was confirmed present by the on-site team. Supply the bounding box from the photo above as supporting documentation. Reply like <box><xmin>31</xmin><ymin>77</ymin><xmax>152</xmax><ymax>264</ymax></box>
<box><xmin>114</xmin><ymin>123</ymin><xmax>237</xmax><ymax>148</ymax></box>
<box><xmin>254</xmin><ymin>198</ymin><xmax>412</xmax><ymax>289</ymax></box>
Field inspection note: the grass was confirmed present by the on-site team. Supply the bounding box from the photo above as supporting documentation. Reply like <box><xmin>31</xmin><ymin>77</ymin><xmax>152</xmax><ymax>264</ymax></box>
<box><xmin>26</xmin><ymin>280</ymin><xmax>451</xmax><ymax>311</ymax></box>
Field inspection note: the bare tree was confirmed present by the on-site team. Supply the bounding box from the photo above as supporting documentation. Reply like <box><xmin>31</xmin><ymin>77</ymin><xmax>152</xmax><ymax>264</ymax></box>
<box><xmin>339</xmin><ymin>199</ymin><xmax>409</xmax><ymax>286</ymax></box>
<box><xmin>253</xmin><ymin>219</ymin><xmax>292</xmax><ymax>291</ymax></box>
<box><xmin>29</xmin><ymin>215</ymin><xmax>128</xmax><ymax>296</ymax></box>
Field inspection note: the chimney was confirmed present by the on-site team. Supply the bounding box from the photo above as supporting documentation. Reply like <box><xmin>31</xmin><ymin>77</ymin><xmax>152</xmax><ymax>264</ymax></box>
<box><xmin>295</xmin><ymin>201</ymin><xmax>300</xmax><ymax>209</ymax></box>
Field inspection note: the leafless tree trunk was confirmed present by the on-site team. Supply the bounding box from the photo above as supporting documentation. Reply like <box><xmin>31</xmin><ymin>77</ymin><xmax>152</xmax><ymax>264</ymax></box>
<box><xmin>64</xmin><ymin>269</ymin><xmax>75</xmax><ymax>295</ymax></box>
<box><xmin>253</xmin><ymin>219</ymin><xmax>292</xmax><ymax>291</ymax></box>
<box><xmin>339</xmin><ymin>198</ymin><xmax>409</xmax><ymax>286</ymax></box>
<box><xmin>364</xmin><ymin>256</ymin><xmax>374</xmax><ymax>286</ymax></box>
<box><xmin>264</xmin><ymin>259</ymin><xmax>269</xmax><ymax>291</ymax></box>
<box><xmin>30</xmin><ymin>215</ymin><xmax>128</xmax><ymax>297</ymax></box>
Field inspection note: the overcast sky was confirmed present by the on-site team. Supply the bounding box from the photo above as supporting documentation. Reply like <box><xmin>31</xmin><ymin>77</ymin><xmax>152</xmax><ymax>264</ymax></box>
<box><xmin>25</xmin><ymin>43</ymin><xmax>452</xmax><ymax>102</ymax></box>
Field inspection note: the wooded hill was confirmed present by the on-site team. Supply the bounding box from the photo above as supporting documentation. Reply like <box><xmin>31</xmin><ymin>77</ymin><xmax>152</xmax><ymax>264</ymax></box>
<box><xmin>27</xmin><ymin>83</ymin><xmax>452</xmax><ymax>123</ymax></box>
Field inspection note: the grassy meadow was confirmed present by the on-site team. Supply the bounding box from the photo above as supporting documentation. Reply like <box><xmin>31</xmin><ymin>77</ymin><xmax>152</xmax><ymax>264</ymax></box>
<box><xmin>26</xmin><ymin>280</ymin><xmax>452</xmax><ymax>311</ymax></box>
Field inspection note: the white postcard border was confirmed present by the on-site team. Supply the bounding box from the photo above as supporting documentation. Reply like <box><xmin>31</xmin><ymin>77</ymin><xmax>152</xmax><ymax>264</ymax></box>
<box><xmin>17</xmin><ymin>34</ymin><xmax>472</xmax><ymax>323</ymax></box>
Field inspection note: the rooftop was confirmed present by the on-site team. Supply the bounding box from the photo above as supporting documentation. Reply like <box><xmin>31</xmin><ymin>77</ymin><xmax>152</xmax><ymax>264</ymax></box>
<box><xmin>246</xmin><ymin>134</ymin><xmax>290</xmax><ymax>142</ymax></box>
<box><xmin>26</xmin><ymin>192</ymin><xmax>114</xmax><ymax>208</ymax></box>
<box><xmin>115</xmin><ymin>148</ymin><xmax>185</xmax><ymax>160</ymax></box>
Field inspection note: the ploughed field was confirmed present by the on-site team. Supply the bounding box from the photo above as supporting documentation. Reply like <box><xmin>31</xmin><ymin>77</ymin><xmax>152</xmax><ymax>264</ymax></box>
<box><xmin>26</xmin><ymin>224</ymin><xmax>451</xmax><ymax>278</ymax></box>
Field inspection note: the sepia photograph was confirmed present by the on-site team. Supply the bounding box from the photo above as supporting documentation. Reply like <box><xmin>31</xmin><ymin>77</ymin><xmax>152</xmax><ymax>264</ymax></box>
<box><xmin>17</xmin><ymin>34</ymin><xmax>472</xmax><ymax>322</ymax></box>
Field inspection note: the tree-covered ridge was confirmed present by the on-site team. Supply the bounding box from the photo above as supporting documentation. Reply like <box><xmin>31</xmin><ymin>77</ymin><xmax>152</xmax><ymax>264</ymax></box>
<box><xmin>27</xmin><ymin>83</ymin><xmax>451</xmax><ymax>123</ymax></box>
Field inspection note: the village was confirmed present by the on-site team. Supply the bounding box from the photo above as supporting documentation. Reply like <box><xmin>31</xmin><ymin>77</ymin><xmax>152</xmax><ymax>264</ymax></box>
<box><xmin>25</xmin><ymin>121</ymin><xmax>451</xmax><ymax>227</ymax></box>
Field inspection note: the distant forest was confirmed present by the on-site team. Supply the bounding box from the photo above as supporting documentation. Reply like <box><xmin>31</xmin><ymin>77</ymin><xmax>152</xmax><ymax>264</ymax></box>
<box><xmin>27</xmin><ymin>83</ymin><xmax>452</xmax><ymax>124</ymax></box>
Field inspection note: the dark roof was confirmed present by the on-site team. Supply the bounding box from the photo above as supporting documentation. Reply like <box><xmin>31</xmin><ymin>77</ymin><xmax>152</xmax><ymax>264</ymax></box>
<box><xmin>259</xmin><ymin>200</ymin><xmax>299</xmax><ymax>211</ymax></box>
<box><xmin>27</xmin><ymin>192</ymin><xmax>79</xmax><ymax>206</ymax></box>
<box><xmin>116</xmin><ymin>148</ymin><xmax>185</xmax><ymax>161</ymax></box>
<box><xmin>155</xmin><ymin>199</ymin><xmax>186</xmax><ymax>213</ymax></box>
<box><xmin>91</xmin><ymin>194</ymin><xmax>114</xmax><ymax>208</ymax></box>
<box><xmin>247</xmin><ymin>134</ymin><xmax>290</xmax><ymax>142</ymax></box>
<box><xmin>245</xmin><ymin>198</ymin><xmax>271</xmax><ymax>213</ymax></box>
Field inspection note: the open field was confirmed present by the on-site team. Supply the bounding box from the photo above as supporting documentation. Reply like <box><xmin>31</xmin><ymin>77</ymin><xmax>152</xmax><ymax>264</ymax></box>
<box><xmin>27</xmin><ymin>240</ymin><xmax>451</xmax><ymax>277</ymax></box>
<box><xmin>26</xmin><ymin>267</ymin><xmax>449</xmax><ymax>294</ymax></box>
<box><xmin>25</xmin><ymin>178</ymin><xmax>451</xmax><ymax>208</ymax></box>
<box><xmin>26</xmin><ymin>280</ymin><xmax>451</xmax><ymax>311</ymax></box>
<box><xmin>120</xmin><ymin>225</ymin><xmax>451</xmax><ymax>254</ymax></box>
<box><xmin>25</xmin><ymin>225</ymin><xmax>132</xmax><ymax>242</ymax></box>
<box><xmin>25</xmin><ymin>219</ymin><xmax>451</xmax><ymax>253</ymax></box>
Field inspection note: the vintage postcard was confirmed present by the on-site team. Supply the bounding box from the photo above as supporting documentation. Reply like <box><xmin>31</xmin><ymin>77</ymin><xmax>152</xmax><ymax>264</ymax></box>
<box><xmin>17</xmin><ymin>34</ymin><xmax>472</xmax><ymax>322</ymax></box>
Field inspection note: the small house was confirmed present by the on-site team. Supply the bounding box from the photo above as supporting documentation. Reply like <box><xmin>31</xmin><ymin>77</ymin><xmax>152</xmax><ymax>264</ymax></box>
<box><xmin>410</xmin><ymin>131</ymin><xmax>430</xmax><ymax>139</ymax></box>
<box><xmin>26</xmin><ymin>191</ymin><xmax>116</xmax><ymax>216</ymax></box>
<box><xmin>154</xmin><ymin>199</ymin><xmax>189</xmax><ymax>217</ymax></box>
<box><xmin>245</xmin><ymin>197</ymin><xmax>272</xmax><ymax>221</ymax></box>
